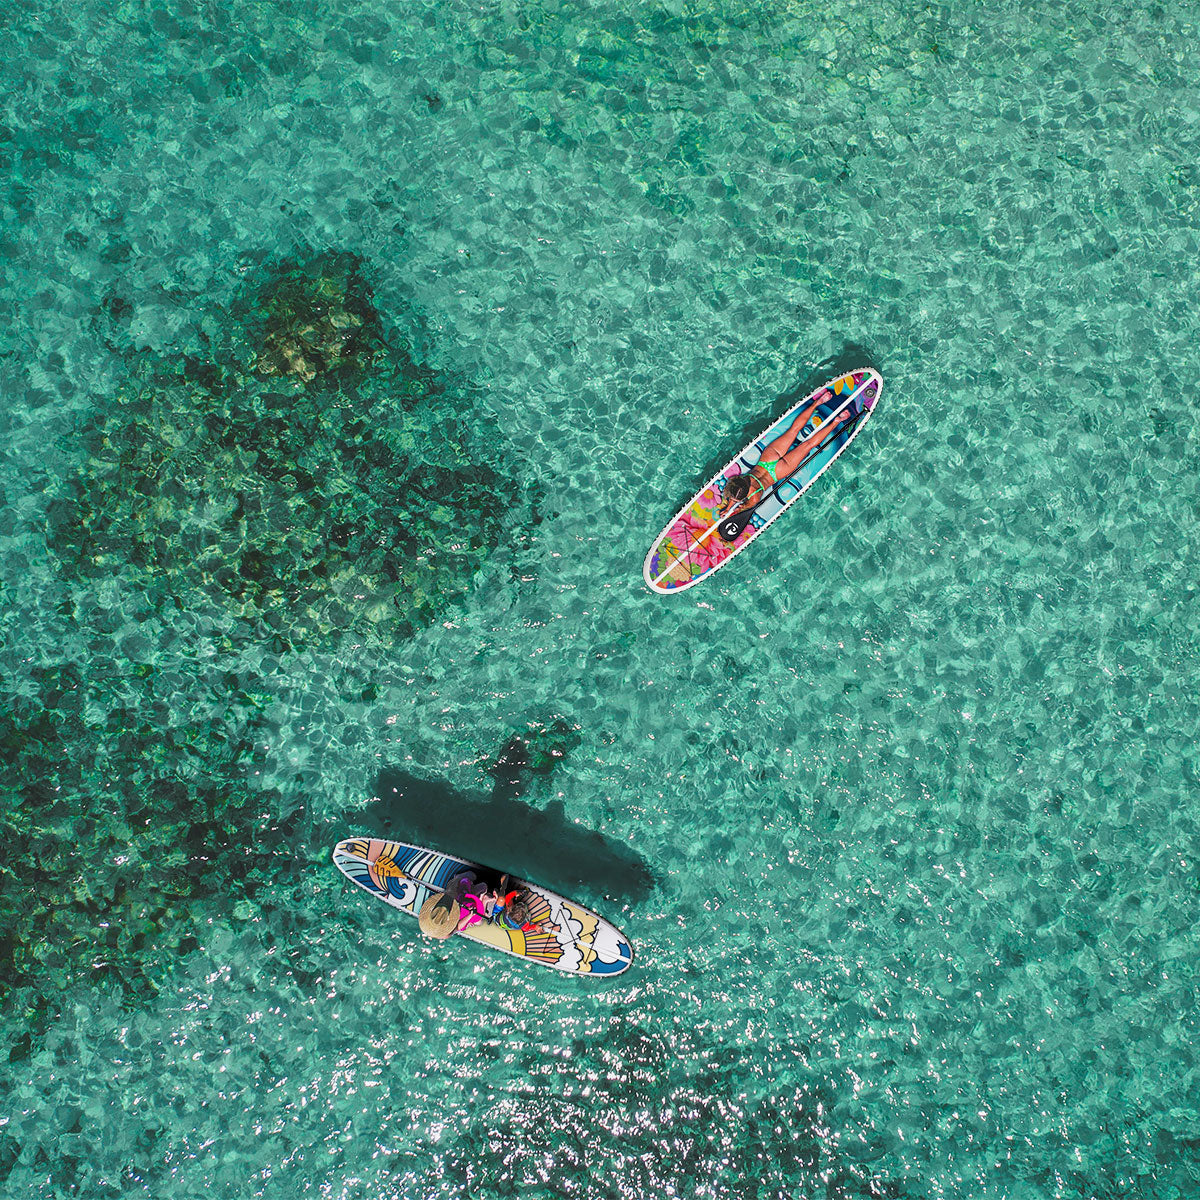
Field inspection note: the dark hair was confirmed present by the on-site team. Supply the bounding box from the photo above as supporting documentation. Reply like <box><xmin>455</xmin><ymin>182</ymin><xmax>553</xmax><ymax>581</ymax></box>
<box><xmin>723</xmin><ymin>474</ymin><xmax>754</xmax><ymax>504</ymax></box>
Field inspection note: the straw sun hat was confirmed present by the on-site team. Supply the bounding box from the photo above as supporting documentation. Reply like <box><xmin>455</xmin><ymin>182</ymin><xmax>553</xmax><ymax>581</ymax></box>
<box><xmin>418</xmin><ymin>892</ymin><xmax>461</xmax><ymax>939</ymax></box>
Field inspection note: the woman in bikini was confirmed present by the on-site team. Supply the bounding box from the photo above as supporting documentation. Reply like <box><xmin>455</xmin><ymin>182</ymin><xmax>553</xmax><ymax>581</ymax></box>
<box><xmin>718</xmin><ymin>388</ymin><xmax>853</xmax><ymax>518</ymax></box>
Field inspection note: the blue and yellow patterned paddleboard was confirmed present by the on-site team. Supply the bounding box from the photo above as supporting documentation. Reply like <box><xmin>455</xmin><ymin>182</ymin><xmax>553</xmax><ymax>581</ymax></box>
<box><xmin>643</xmin><ymin>368</ymin><xmax>882</xmax><ymax>593</ymax></box>
<box><xmin>332</xmin><ymin>837</ymin><xmax>634</xmax><ymax>976</ymax></box>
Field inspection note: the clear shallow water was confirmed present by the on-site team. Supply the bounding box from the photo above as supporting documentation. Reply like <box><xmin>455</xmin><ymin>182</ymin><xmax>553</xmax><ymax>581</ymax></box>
<box><xmin>2</xmin><ymin>0</ymin><xmax>1200</xmax><ymax>1196</ymax></box>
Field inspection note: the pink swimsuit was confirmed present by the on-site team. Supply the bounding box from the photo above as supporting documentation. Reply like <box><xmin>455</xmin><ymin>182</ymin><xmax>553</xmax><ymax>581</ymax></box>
<box><xmin>457</xmin><ymin>892</ymin><xmax>496</xmax><ymax>930</ymax></box>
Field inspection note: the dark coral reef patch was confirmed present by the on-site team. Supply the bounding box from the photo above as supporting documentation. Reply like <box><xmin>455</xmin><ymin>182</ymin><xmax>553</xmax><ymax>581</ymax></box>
<box><xmin>431</xmin><ymin>1021</ymin><xmax>906</xmax><ymax>1200</ymax></box>
<box><xmin>0</xmin><ymin>658</ymin><xmax>294</xmax><ymax>1025</ymax></box>
<box><xmin>487</xmin><ymin>716</ymin><xmax>584</xmax><ymax>792</ymax></box>
<box><xmin>50</xmin><ymin>251</ymin><xmax>530</xmax><ymax>645</ymax></box>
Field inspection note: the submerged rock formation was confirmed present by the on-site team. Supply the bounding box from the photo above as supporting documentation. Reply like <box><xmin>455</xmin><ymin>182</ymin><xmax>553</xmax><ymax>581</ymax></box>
<box><xmin>252</xmin><ymin>252</ymin><xmax>376</xmax><ymax>383</ymax></box>
<box><xmin>0</xmin><ymin>659</ymin><xmax>291</xmax><ymax>1024</ymax></box>
<box><xmin>441</xmin><ymin>1021</ymin><xmax>906</xmax><ymax>1200</ymax></box>
<box><xmin>50</xmin><ymin>251</ymin><xmax>529</xmax><ymax>645</ymax></box>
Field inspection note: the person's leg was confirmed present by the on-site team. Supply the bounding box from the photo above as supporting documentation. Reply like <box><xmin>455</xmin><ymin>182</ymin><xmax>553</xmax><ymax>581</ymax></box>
<box><xmin>775</xmin><ymin>408</ymin><xmax>853</xmax><ymax>477</ymax></box>
<box><xmin>760</xmin><ymin>389</ymin><xmax>833</xmax><ymax>461</ymax></box>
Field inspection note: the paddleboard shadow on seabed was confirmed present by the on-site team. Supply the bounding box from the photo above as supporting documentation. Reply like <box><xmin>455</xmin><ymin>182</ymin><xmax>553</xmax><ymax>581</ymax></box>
<box><xmin>358</xmin><ymin>736</ymin><xmax>655</xmax><ymax>906</ymax></box>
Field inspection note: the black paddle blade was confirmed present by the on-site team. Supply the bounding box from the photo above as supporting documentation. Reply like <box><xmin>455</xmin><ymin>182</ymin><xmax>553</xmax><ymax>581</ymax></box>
<box><xmin>718</xmin><ymin>511</ymin><xmax>755</xmax><ymax>542</ymax></box>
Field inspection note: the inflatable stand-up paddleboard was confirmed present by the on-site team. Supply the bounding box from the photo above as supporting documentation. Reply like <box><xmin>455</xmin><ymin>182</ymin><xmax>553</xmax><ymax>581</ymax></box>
<box><xmin>643</xmin><ymin>368</ymin><xmax>882</xmax><ymax>593</ymax></box>
<box><xmin>332</xmin><ymin>837</ymin><xmax>634</xmax><ymax>976</ymax></box>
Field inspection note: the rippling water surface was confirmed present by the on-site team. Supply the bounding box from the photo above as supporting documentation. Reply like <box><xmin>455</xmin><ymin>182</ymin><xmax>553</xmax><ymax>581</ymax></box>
<box><xmin>3</xmin><ymin>1</ymin><xmax>1199</xmax><ymax>1197</ymax></box>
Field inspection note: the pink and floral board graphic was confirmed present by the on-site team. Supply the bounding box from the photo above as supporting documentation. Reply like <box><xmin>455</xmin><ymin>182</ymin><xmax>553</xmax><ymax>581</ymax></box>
<box><xmin>643</xmin><ymin>369</ymin><xmax>882</xmax><ymax>593</ymax></box>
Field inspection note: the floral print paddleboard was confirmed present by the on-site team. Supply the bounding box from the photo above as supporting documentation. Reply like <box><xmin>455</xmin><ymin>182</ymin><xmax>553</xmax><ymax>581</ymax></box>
<box><xmin>332</xmin><ymin>837</ymin><xmax>634</xmax><ymax>976</ymax></box>
<box><xmin>643</xmin><ymin>369</ymin><xmax>882</xmax><ymax>593</ymax></box>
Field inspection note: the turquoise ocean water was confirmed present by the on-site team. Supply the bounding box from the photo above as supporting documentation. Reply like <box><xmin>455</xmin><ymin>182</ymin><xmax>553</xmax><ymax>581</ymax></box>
<box><xmin>3</xmin><ymin>1</ymin><xmax>1199</xmax><ymax>1196</ymax></box>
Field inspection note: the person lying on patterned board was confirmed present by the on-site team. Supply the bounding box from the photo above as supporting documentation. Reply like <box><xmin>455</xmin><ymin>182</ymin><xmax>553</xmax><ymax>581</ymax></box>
<box><xmin>456</xmin><ymin>884</ymin><xmax>505</xmax><ymax>932</ymax></box>
<box><xmin>499</xmin><ymin>888</ymin><xmax>560</xmax><ymax>935</ymax></box>
<box><xmin>718</xmin><ymin>388</ymin><xmax>853</xmax><ymax>518</ymax></box>
<box><xmin>452</xmin><ymin>870</ymin><xmax>518</xmax><ymax>931</ymax></box>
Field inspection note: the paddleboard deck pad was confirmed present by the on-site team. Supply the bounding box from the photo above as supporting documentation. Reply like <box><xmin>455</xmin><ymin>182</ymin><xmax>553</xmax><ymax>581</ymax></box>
<box><xmin>643</xmin><ymin>368</ymin><xmax>882</xmax><ymax>593</ymax></box>
<box><xmin>332</xmin><ymin>837</ymin><xmax>634</xmax><ymax>976</ymax></box>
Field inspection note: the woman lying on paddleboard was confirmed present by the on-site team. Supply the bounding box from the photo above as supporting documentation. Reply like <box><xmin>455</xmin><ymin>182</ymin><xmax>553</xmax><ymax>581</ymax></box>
<box><xmin>718</xmin><ymin>388</ymin><xmax>853</xmax><ymax>518</ymax></box>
